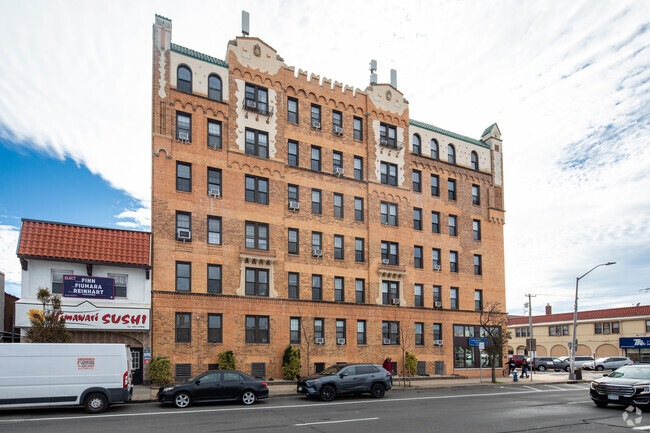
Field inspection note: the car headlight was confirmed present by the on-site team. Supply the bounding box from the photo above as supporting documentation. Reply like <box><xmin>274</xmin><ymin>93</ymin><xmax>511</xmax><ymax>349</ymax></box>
<box><xmin>634</xmin><ymin>385</ymin><xmax>650</xmax><ymax>394</ymax></box>
<box><xmin>590</xmin><ymin>382</ymin><xmax>597</xmax><ymax>390</ymax></box>
<box><xmin>307</xmin><ymin>379</ymin><xmax>321</xmax><ymax>385</ymax></box>
<box><xmin>162</xmin><ymin>386</ymin><xmax>175</xmax><ymax>392</ymax></box>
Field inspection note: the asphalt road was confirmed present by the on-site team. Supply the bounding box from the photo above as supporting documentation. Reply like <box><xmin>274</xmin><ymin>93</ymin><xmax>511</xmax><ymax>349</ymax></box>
<box><xmin>1</xmin><ymin>383</ymin><xmax>648</xmax><ymax>433</ymax></box>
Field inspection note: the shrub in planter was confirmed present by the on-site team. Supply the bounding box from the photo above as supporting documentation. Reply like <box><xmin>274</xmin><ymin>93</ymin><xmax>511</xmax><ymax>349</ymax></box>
<box><xmin>282</xmin><ymin>345</ymin><xmax>301</xmax><ymax>379</ymax></box>
<box><xmin>149</xmin><ymin>357</ymin><xmax>172</xmax><ymax>386</ymax></box>
<box><xmin>218</xmin><ymin>350</ymin><xmax>237</xmax><ymax>370</ymax></box>
<box><xmin>405</xmin><ymin>352</ymin><xmax>417</xmax><ymax>376</ymax></box>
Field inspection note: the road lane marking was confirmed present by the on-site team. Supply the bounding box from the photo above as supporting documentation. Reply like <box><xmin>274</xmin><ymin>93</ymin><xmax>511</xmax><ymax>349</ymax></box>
<box><xmin>522</xmin><ymin>386</ymin><xmax>542</xmax><ymax>392</ymax></box>
<box><xmin>632</xmin><ymin>426</ymin><xmax>650</xmax><ymax>430</ymax></box>
<box><xmin>0</xmin><ymin>388</ymin><xmax>587</xmax><ymax>424</ymax></box>
<box><xmin>544</xmin><ymin>385</ymin><xmax>566</xmax><ymax>390</ymax></box>
<box><xmin>566</xmin><ymin>401</ymin><xmax>591</xmax><ymax>404</ymax></box>
<box><xmin>565</xmin><ymin>384</ymin><xmax>588</xmax><ymax>389</ymax></box>
<box><xmin>294</xmin><ymin>417</ymin><xmax>378</xmax><ymax>426</ymax></box>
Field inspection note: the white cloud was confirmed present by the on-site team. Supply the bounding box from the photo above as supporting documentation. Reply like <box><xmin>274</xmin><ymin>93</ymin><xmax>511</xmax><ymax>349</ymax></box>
<box><xmin>1</xmin><ymin>0</ymin><xmax>649</xmax><ymax>313</ymax></box>
<box><xmin>115</xmin><ymin>207</ymin><xmax>151</xmax><ymax>230</ymax></box>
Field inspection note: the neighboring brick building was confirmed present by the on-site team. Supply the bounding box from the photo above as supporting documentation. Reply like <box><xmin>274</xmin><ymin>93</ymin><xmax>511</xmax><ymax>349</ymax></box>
<box><xmin>151</xmin><ymin>15</ymin><xmax>506</xmax><ymax>380</ymax></box>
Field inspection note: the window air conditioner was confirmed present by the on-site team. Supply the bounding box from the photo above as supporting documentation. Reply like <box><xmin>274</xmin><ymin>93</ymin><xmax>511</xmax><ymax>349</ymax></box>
<box><xmin>288</xmin><ymin>201</ymin><xmax>300</xmax><ymax>210</ymax></box>
<box><xmin>312</xmin><ymin>249</ymin><xmax>323</xmax><ymax>258</ymax></box>
<box><xmin>176</xmin><ymin>228</ymin><xmax>191</xmax><ymax>241</ymax></box>
<box><xmin>311</xmin><ymin>120</ymin><xmax>321</xmax><ymax>129</ymax></box>
<box><xmin>333</xmin><ymin>126</ymin><xmax>343</xmax><ymax>135</ymax></box>
<box><xmin>382</xmin><ymin>259</ymin><xmax>390</xmax><ymax>265</ymax></box>
<box><xmin>208</xmin><ymin>187</ymin><xmax>221</xmax><ymax>198</ymax></box>
<box><xmin>178</xmin><ymin>131</ymin><xmax>190</xmax><ymax>142</ymax></box>
<box><xmin>434</xmin><ymin>339</ymin><xmax>443</xmax><ymax>346</ymax></box>
<box><xmin>245</xmin><ymin>99</ymin><xmax>257</xmax><ymax>109</ymax></box>
<box><xmin>433</xmin><ymin>265</ymin><xmax>441</xmax><ymax>271</ymax></box>
<box><xmin>434</xmin><ymin>301</ymin><xmax>442</xmax><ymax>308</ymax></box>
<box><xmin>337</xmin><ymin>338</ymin><xmax>346</xmax><ymax>345</ymax></box>
<box><xmin>315</xmin><ymin>338</ymin><xmax>324</xmax><ymax>344</ymax></box>
<box><xmin>334</xmin><ymin>167</ymin><xmax>344</xmax><ymax>176</ymax></box>
<box><xmin>380</xmin><ymin>137</ymin><xmax>388</xmax><ymax>145</ymax></box>
<box><xmin>383</xmin><ymin>338</ymin><xmax>391</xmax><ymax>345</ymax></box>
<box><xmin>391</xmin><ymin>298</ymin><xmax>400</xmax><ymax>305</ymax></box>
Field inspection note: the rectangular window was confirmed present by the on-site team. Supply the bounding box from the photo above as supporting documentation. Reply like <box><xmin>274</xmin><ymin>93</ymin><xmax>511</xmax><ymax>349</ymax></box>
<box><xmin>414</xmin><ymin>246</ymin><xmax>423</xmax><ymax>269</ymax></box>
<box><xmin>311</xmin><ymin>189</ymin><xmax>322</xmax><ymax>214</ymax></box>
<box><xmin>108</xmin><ymin>274</ymin><xmax>127</xmax><ymax>298</ymax></box>
<box><xmin>612</xmin><ymin>322</ymin><xmax>619</xmax><ymax>334</ymax></box>
<box><xmin>332</xmin><ymin>110</ymin><xmax>342</xmax><ymax>135</ymax></box>
<box><xmin>413</xmin><ymin>208</ymin><xmax>422</xmax><ymax>230</ymax></box>
<box><xmin>245</xmin><ymin>315</ymin><xmax>269</xmax><ymax>344</ymax></box>
<box><xmin>413</xmin><ymin>170</ymin><xmax>421</xmax><ymax>192</ymax></box>
<box><xmin>433</xmin><ymin>285</ymin><xmax>441</xmax><ymax>304</ymax></box>
<box><xmin>355</xmin><ymin>238</ymin><xmax>365</xmax><ymax>262</ymax></box>
<box><xmin>603</xmin><ymin>323</ymin><xmax>611</xmax><ymax>334</ymax></box>
<box><xmin>433</xmin><ymin>323</ymin><xmax>442</xmax><ymax>341</ymax></box>
<box><xmin>432</xmin><ymin>211</ymin><xmax>440</xmax><ymax>234</ymax></box>
<box><xmin>245</xmin><ymin>268</ymin><xmax>269</xmax><ymax>296</ymax></box>
<box><xmin>414</xmin><ymin>284</ymin><xmax>423</xmax><ymax>307</ymax></box>
<box><xmin>381</xmin><ymin>241</ymin><xmax>399</xmax><ymax>265</ymax></box>
<box><xmin>415</xmin><ymin>323</ymin><xmax>424</xmax><ymax>346</ymax></box>
<box><xmin>336</xmin><ymin>319</ymin><xmax>346</xmax><ymax>343</ymax></box>
<box><xmin>473</xmin><ymin>220</ymin><xmax>481</xmax><ymax>241</ymax></box>
<box><xmin>245</xmin><ymin>221</ymin><xmax>269</xmax><ymax>250</ymax></box>
<box><xmin>311</xmin><ymin>146</ymin><xmax>321</xmax><ymax>171</ymax></box>
<box><xmin>382</xmin><ymin>321</ymin><xmax>400</xmax><ymax>345</ymax></box>
<box><xmin>207</xmin><ymin>119</ymin><xmax>222</xmax><ymax>149</ymax></box>
<box><xmin>448</xmin><ymin>179</ymin><xmax>457</xmax><ymax>200</ymax></box>
<box><xmin>207</xmin><ymin>216</ymin><xmax>221</xmax><ymax>245</ymax></box>
<box><xmin>563</xmin><ymin>325</ymin><xmax>570</xmax><ymax>335</ymax></box>
<box><xmin>432</xmin><ymin>248</ymin><xmax>441</xmax><ymax>270</ymax></box>
<box><xmin>472</xmin><ymin>184</ymin><xmax>480</xmax><ymax>205</ymax></box>
<box><xmin>245</xmin><ymin>83</ymin><xmax>269</xmax><ymax>114</ymax></box>
<box><xmin>175</xmin><ymin>312</ymin><xmax>191</xmax><ymax>343</ymax></box>
<box><xmin>288</xmin><ymin>272</ymin><xmax>299</xmax><ymax>299</ymax></box>
<box><xmin>431</xmin><ymin>174</ymin><xmax>439</xmax><ymax>196</ymax></box>
<box><xmin>647</xmin><ymin>320</ymin><xmax>650</xmax><ymax>333</ymax></box>
<box><xmin>314</xmin><ymin>318</ymin><xmax>324</xmax><ymax>340</ymax></box>
<box><xmin>287</xmin><ymin>97</ymin><xmax>299</xmax><ymax>124</ymax></box>
<box><xmin>290</xmin><ymin>317</ymin><xmax>301</xmax><ymax>344</ymax></box>
<box><xmin>176</xmin><ymin>211</ymin><xmax>191</xmax><ymax>241</ymax></box>
<box><xmin>245</xmin><ymin>175</ymin><xmax>269</xmax><ymax>205</ymax></box>
<box><xmin>353</xmin><ymin>116</ymin><xmax>363</xmax><ymax>141</ymax></box>
<box><xmin>357</xmin><ymin>320</ymin><xmax>367</xmax><ymax>344</ymax></box>
<box><xmin>450</xmin><ymin>251</ymin><xmax>459</xmax><ymax>273</ymax></box>
<box><xmin>379</xmin><ymin>123</ymin><xmax>397</xmax><ymax>148</ymax></box>
<box><xmin>207</xmin><ymin>264</ymin><xmax>221</xmax><ymax>293</ymax></box>
<box><xmin>474</xmin><ymin>255</ymin><xmax>482</xmax><ymax>276</ymax></box>
<box><xmin>176</xmin><ymin>162</ymin><xmax>191</xmax><ymax>192</ymax></box>
<box><xmin>354</xmin><ymin>197</ymin><xmax>364</xmax><ymax>222</ymax></box>
<box><xmin>449</xmin><ymin>215</ymin><xmax>457</xmax><ymax>236</ymax></box>
<box><xmin>176</xmin><ymin>261</ymin><xmax>191</xmax><ymax>292</ymax></box>
<box><xmin>288</xmin><ymin>228</ymin><xmax>299</xmax><ymax>254</ymax></box>
<box><xmin>311</xmin><ymin>231</ymin><xmax>322</xmax><ymax>254</ymax></box>
<box><xmin>475</xmin><ymin>290</ymin><xmax>483</xmax><ymax>311</ymax></box>
<box><xmin>207</xmin><ymin>314</ymin><xmax>222</xmax><ymax>343</ymax></box>
<box><xmin>334</xmin><ymin>277</ymin><xmax>344</xmax><ymax>302</ymax></box>
<box><xmin>355</xmin><ymin>279</ymin><xmax>365</xmax><ymax>303</ymax></box>
<box><xmin>176</xmin><ymin>112</ymin><xmax>191</xmax><ymax>141</ymax></box>
<box><xmin>380</xmin><ymin>162</ymin><xmax>398</xmax><ymax>186</ymax></box>
<box><xmin>333</xmin><ymin>151</ymin><xmax>343</xmax><ymax>173</ymax></box>
<box><xmin>207</xmin><ymin>168</ymin><xmax>221</xmax><ymax>197</ymax></box>
<box><xmin>594</xmin><ymin>323</ymin><xmax>601</xmax><ymax>334</ymax></box>
<box><xmin>334</xmin><ymin>235</ymin><xmax>344</xmax><ymax>260</ymax></box>
<box><xmin>380</xmin><ymin>201</ymin><xmax>398</xmax><ymax>226</ymax></box>
<box><xmin>382</xmin><ymin>281</ymin><xmax>400</xmax><ymax>305</ymax></box>
<box><xmin>450</xmin><ymin>287</ymin><xmax>459</xmax><ymax>310</ymax></box>
<box><xmin>288</xmin><ymin>184</ymin><xmax>299</xmax><ymax>206</ymax></box>
<box><xmin>333</xmin><ymin>193</ymin><xmax>344</xmax><ymax>219</ymax></box>
<box><xmin>353</xmin><ymin>156</ymin><xmax>363</xmax><ymax>180</ymax></box>
<box><xmin>288</xmin><ymin>140</ymin><xmax>299</xmax><ymax>167</ymax></box>
<box><xmin>454</xmin><ymin>325</ymin><xmax>465</xmax><ymax>337</ymax></box>
<box><xmin>311</xmin><ymin>104</ymin><xmax>321</xmax><ymax>129</ymax></box>
<box><xmin>245</xmin><ymin>128</ymin><xmax>269</xmax><ymax>158</ymax></box>
<box><xmin>312</xmin><ymin>274</ymin><xmax>322</xmax><ymax>300</ymax></box>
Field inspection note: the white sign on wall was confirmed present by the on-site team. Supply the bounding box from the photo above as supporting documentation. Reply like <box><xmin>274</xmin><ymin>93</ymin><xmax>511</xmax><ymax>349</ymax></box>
<box><xmin>15</xmin><ymin>300</ymin><xmax>150</xmax><ymax>330</ymax></box>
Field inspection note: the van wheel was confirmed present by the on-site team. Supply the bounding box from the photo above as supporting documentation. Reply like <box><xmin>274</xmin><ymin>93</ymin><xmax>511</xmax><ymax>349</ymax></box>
<box><xmin>241</xmin><ymin>390</ymin><xmax>256</xmax><ymax>405</ymax></box>
<box><xmin>174</xmin><ymin>392</ymin><xmax>191</xmax><ymax>408</ymax></box>
<box><xmin>320</xmin><ymin>385</ymin><xmax>336</xmax><ymax>402</ymax></box>
<box><xmin>371</xmin><ymin>383</ymin><xmax>385</xmax><ymax>398</ymax></box>
<box><xmin>84</xmin><ymin>393</ymin><xmax>108</xmax><ymax>414</ymax></box>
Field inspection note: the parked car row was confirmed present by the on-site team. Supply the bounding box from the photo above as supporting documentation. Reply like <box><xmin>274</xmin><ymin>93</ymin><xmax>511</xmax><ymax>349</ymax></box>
<box><xmin>510</xmin><ymin>355</ymin><xmax>634</xmax><ymax>372</ymax></box>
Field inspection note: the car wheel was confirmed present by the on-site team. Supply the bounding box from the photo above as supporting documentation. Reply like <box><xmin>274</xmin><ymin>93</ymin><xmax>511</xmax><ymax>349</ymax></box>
<box><xmin>596</xmin><ymin>365</ymin><xmax>604</xmax><ymax>371</ymax></box>
<box><xmin>320</xmin><ymin>385</ymin><xmax>336</xmax><ymax>402</ymax></box>
<box><xmin>371</xmin><ymin>383</ymin><xmax>385</xmax><ymax>399</ymax></box>
<box><xmin>594</xmin><ymin>401</ymin><xmax>608</xmax><ymax>408</ymax></box>
<box><xmin>174</xmin><ymin>392</ymin><xmax>191</xmax><ymax>408</ymax></box>
<box><xmin>565</xmin><ymin>366</ymin><xmax>571</xmax><ymax>372</ymax></box>
<box><xmin>538</xmin><ymin>365</ymin><xmax>546</xmax><ymax>372</ymax></box>
<box><xmin>241</xmin><ymin>390</ymin><xmax>256</xmax><ymax>405</ymax></box>
<box><xmin>84</xmin><ymin>392</ymin><xmax>108</xmax><ymax>414</ymax></box>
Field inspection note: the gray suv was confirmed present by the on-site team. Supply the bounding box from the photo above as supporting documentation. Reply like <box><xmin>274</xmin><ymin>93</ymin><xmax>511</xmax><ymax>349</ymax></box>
<box><xmin>584</xmin><ymin>357</ymin><xmax>634</xmax><ymax>371</ymax></box>
<box><xmin>297</xmin><ymin>363</ymin><xmax>392</xmax><ymax>401</ymax></box>
<box><xmin>532</xmin><ymin>357</ymin><xmax>571</xmax><ymax>372</ymax></box>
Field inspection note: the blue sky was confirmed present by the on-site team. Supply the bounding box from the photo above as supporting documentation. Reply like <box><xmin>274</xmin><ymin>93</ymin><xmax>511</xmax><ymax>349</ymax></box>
<box><xmin>1</xmin><ymin>0</ymin><xmax>649</xmax><ymax>314</ymax></box>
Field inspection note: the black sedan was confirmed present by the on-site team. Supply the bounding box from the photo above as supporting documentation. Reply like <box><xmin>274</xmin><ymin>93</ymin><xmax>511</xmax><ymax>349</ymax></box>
<box><xmin>157</xmin><ymin>370</ymin><xmax>269</xmax><ymax>408</ymax></box>
<box><xmin>590</xmin><ymin>364</ymin><xmax>650</xmax><ymax>409</ymax></box>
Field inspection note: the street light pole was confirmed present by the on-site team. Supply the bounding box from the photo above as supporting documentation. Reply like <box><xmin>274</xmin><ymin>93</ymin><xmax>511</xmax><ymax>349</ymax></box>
<box><xmin>569</xmin><ymin>262</ymin><xmax>616</xmax><ymax>380</ymax></box>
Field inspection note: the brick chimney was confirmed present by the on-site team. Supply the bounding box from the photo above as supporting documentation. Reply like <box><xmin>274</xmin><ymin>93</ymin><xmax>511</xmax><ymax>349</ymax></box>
<box><xmin>545</xmin><ymin>304</ymin><xmax>552</xmax><ymax>315</ymax></box>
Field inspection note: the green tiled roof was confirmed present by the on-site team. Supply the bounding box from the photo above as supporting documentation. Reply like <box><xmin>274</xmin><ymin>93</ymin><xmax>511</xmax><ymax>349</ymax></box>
<box><xmin>481</xmin><ymin>123</ymin><xmax>497</xmax><ymax>138</ymax></box>
<box><xmin>409</xmin><ymin>119</ymin><xmax>490</xmax><ymax>149</ymax></box>
<box><xmin>171</xmin><ymin>43</ymin><xmax>228</xmax><ymax>69</ymax></box>
<box><xmin>155</xmin><ymin>14</ymin><xmax>171</xmax><ymax>21</ymax></box>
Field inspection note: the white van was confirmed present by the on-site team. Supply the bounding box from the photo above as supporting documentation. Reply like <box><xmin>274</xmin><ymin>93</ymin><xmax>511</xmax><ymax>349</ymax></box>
<box><xmin>0</xmin><ymin>343</ymin><xmax>133</xmax><ymax>413</ymax></box>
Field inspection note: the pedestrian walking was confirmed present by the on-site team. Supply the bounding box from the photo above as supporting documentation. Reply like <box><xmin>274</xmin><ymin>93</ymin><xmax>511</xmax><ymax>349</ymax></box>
<box><xmin>521</xmin><ymin>358</ymin><xmax>529</xmax><ymax>378</ymax></box>
<box><xmin>507</xmin><ymin>358</ymin><xmax>516</xmax><ymax>375</ymax></box>
<box><xmin>383</xmin><ymin>357</ymin><xmax>393</xmax><ymax>386</ymax></box>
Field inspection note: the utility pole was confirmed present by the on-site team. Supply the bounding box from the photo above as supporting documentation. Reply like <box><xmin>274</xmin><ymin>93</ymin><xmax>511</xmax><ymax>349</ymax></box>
<box><xmin>525</xmin><ymin>293</ymin><xmax>536</xmax><ymax>382</ymax></box>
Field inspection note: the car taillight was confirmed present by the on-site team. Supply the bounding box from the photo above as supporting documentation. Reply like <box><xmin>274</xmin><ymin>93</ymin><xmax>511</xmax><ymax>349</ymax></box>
<box><xmin>262</xmin><ymin>382</ymin><xmax>267</xmax><ymax>387</ymax></box>
<box><xmin>123</xmin><ymin>371</ymin><xmax>129</xmax><ymax>388</ymax></box>
<box><xmin>387</xmin><ymin>372</ymin><xmax>392</xmax><ymax>376</ymax></box>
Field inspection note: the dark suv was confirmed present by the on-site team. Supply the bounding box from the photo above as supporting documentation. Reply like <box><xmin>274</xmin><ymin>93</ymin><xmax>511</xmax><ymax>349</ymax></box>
<box><xmin>532</xmin><ymin>357</ymin><xmax>570</xmax><ymax>372</ymax></box>
<box><xmin>297</xmin><ymin>363</ymin><xmax>392</xmax><ymax>401</ymax></box>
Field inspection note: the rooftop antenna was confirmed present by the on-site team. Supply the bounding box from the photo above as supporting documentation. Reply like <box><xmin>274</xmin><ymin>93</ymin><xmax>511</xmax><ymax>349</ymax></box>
<box><xmin>390</xmin><ymin>69</ymin><xmax>397</xmax><ymax>88</ymax></box>
<box><xmin>242</xmin><ymin>10</ymin><xmax>250</xmax><ymax>36</ymax></box>
<box><xmin>370</xmin><ymin>59</ymin><xmax>377</xmax><ymax>85</ymax></box>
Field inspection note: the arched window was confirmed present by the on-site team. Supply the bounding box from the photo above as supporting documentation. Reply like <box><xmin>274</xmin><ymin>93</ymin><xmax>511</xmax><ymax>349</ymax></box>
<box><xmin>412</xmin><ymin>134</ymin><xmax>421</xmax><ymax>155</ymax></box>
<box><xmin>177</xmin><ymin>65</ymin><xmax>192</xmax><ymax>93</ymax></box>
<box><xmin>448</xmin><ymin>144</ymin><xmax>456</xmax><ymax>164</ymax></box>
<box><xmin>471</xmin><ymin>151</ymin><xmax>479</xmax><ymax>170</ymax></box>
<box><xmin>431</xmin><ymin>139</ymin><xmax>439</xmax><ymax>159</ymax></box>
<box><xmin>208</xmin><ymin>74</ymin><xmax>222</xmax><ymax>101</ymax></box>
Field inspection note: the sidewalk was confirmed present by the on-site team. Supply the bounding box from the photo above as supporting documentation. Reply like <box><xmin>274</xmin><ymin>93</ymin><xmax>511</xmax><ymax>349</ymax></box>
<box><xmin>132</xmin><ymin>372</ymin><xmax>590</xmax><ymax>402</ymax></box>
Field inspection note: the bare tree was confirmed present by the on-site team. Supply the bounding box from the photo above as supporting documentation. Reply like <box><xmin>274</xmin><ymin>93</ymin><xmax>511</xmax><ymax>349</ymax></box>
<box><xmin>478</xmin><ymin>301</ymin><xmax>511</xmax><ymax>383</ymax></box>
<box><xmin>390</xmin><ymin>308</ymin><xmax>414</xmax><ymax>387</ymax></box>
<box><xmin>296</xmin><ymin>303</ymin><xmax>315</xmax><ymax>377</ymax></box>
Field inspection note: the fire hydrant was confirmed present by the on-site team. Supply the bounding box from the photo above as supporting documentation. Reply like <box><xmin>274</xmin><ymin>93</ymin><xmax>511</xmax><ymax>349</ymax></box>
<box><xmin>513</xmin><ymin>370</ymin><xmax>518</xmax><ymax>382</ymax></box>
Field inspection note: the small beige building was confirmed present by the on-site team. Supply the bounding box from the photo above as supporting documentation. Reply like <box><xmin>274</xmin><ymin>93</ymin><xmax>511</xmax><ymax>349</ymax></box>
<box><xmin>508</xmin><ymin>304</ymin><xmax>650</xmax><ymax>362</ymax></box>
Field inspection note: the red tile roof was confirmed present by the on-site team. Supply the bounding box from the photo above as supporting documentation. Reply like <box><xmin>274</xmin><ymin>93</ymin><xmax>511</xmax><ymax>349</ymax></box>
<box><xmin>17</xmin><ymin>219</ymin><xmax>150</xmax><ymax>267</ymax></box>
<box><xmin>509</xmin><ymin>305</ymin><xmax>650</xmax><ymax>326</ymax></box>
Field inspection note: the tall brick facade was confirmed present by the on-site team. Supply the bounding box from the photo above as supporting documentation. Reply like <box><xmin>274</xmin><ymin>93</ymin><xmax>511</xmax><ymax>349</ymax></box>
<box><xmin>151</xmin><ymin>15</ymin><xmax>506</xmax><ymax>380</ymax></box>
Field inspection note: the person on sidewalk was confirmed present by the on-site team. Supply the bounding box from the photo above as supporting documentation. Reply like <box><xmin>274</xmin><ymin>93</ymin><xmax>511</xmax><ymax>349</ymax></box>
<box><xmin>383</xmin><ymin>357</ymin><xmax>393</xmax><ymax>386</ymax></box>
<box><xmin>521</xmin><ymin>358</ymin><xmax>529</xmax><ymax>378</ymax></box>
<box><xmin>507</xmin><ymin>358</ymin><xmax>516</xmax><ymax>376</ymax></box>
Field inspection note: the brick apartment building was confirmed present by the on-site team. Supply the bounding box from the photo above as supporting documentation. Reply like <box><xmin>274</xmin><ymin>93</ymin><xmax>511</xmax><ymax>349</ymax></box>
<box><xmin>151</xmin><ymin>14</ymin><xmax>506</xmax><ymax>380</ymax></box>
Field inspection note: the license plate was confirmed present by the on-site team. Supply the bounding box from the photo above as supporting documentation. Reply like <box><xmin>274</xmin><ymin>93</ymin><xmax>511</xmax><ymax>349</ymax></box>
<box><xmin>608</xmin><ymin>395</ymin><xmax>619</xmax><ymax>400</ymax></box>
<box><xmin>297</xmin><ymin>386</ymin><xmax>303</xmax><ymax>392</ymax></box>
